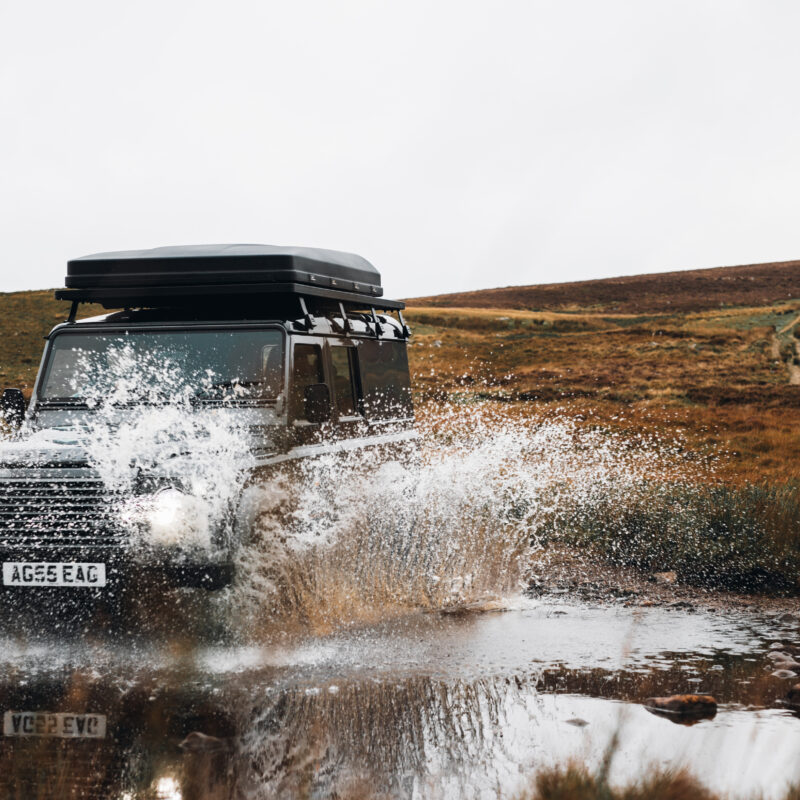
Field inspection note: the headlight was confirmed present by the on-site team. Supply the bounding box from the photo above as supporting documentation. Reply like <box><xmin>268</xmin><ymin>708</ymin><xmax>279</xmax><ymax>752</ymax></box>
<box><xmin>143</xmin><ymin>487</ymin><xmax>211</xmax><ymax>550</ymax></box>
<box><xmin>148</xmin><ymin>488</ymin><xmax>186</xmax><ymax>531</ymax></box>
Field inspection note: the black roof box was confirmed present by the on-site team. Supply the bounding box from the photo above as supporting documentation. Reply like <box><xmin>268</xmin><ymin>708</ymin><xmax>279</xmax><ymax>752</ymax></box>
<box><xmin>56</xmin><ymin>244</ymin><xmax>404</xmax><ymax>310</ymax></box>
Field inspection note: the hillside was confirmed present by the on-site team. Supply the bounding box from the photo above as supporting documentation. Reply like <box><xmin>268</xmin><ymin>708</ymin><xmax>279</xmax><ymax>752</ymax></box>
<box><xmin>0</xmin><ymin>291</ymin><xmax>106</xmax><ymax>391</ymax></box>
<box><xmin>403</xmin><ymin>259</ymin><xmax>800</xmax><ymax>483</ymax></box>
<box><xmin>1</xmin><ymin>261</ymin><xmax>800</xmax><ymax>482</ymax></box>
<box><xmin>409</xmin><ymin>258</ymin><xmax>800</xmax><ymax>313</ymax></box>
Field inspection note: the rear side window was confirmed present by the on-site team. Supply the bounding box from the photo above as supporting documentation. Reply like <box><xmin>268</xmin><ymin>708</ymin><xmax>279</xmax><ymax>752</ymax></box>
<box><xmin>330</xmin><ymin>345</ymin><xmax>359</xmax><ymax>417</ymax></box>
<box><xmin>357</xmin><ymin>340</ymin><xmax>412</xmax><ymax>421</ymax></box>
<box><xmin>291</xmin><ymin>343</ymin><xmax>324</xmax><ymax>420</ymax></box>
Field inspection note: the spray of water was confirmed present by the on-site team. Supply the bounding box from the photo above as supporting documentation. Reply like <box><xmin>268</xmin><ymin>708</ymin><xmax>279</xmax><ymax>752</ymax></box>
<box><xmin>65</xmin><ymin>345</ymin><xmax>255</xmax><ymax>554</ymax></box>
<box><xmin>1</xmin><ymin>343</ymin><xmax>701</xmax><ymax>633</ymax></box>
<box><xmin>232</xmin><ymin>402</ymin><xmax>698</xmax><ymax>635</ymax></box>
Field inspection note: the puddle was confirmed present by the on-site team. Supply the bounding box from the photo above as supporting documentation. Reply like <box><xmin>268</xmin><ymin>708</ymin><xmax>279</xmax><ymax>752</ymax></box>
<box><xmin>2</xmin><ymin>356</ymin><xmax>794</xmax><ymax>797</ymax></box>
<box><xmin>1</xmin><ymin>600</ymin><xmax>799</xmax><ymax>798</ymax></box>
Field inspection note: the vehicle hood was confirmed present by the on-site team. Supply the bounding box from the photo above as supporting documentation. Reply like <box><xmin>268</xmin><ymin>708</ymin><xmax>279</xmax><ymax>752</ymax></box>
<box><xmin>0</xmin><ymin>405</ymin><xmax>279</xmax><ymax>469</ymax></box>
<box><xmin>0</xmin><ymin>428</ymin><xmax>89</xmax><ymax>467</ymax></box>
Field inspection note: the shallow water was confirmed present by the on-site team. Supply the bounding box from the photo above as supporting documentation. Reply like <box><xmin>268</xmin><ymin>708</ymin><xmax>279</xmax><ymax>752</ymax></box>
<box><xmin>1</xmin><ymin>400</ymin><xmax>796</xmax><ymax>797</ymax></box>
<box><xmin>2</xmin><ymin>598</ymin><xmax>799</xmax><ymax>799</ymax></box>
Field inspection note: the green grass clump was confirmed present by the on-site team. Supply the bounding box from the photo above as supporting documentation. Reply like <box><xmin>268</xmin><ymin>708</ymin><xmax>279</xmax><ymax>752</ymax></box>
<box><xmin>540</xmin><ymin>482</ymin><xmax>800</xmax><ymax>593</ymax></box>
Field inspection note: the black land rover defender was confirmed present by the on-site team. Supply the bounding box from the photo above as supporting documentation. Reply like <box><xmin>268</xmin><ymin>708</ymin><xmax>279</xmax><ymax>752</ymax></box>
<box><xmin>0</xmin><ymin>245</ymin><xmax>415</xmax><ymax>597</ymax></box>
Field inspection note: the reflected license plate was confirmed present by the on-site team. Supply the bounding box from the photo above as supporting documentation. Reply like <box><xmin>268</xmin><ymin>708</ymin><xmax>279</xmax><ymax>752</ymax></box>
<box><xmin>3</xmin><ymin>711</ymin><xmax>106</xmax><ymax>738</ymax></box>
<box><xmin>2</xmin><ymin>562</ymin><xmax>106</xmax><ymax>587</ymax></box>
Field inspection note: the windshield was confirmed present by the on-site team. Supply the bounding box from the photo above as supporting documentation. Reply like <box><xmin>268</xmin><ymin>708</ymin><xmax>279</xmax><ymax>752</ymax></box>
<box><xmin>40</xmin><ymin>329</ymin><xmax>284</xmax><ymax>404</ymax></box>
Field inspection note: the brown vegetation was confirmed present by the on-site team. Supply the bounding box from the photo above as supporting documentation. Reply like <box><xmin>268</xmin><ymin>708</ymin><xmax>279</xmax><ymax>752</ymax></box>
<box><xmin>402</xmin><ymin>264</ymin><xmax>800</xmax><ymax>591</ymax></box>
<box><xmin>410</xmin><ymin>258</ymin><xmax>800</xmax><ymax>313</ymax></box>
<box><xmin>0</xmin><ymin>290</ymin><xmax>105</xmax><ymax>393</ymax></box>
<box><xmin>518</xmin><ymin>765</ymin><xmax>768</xmax><ymax>800</ymax></box>
<box><xmin>404</xmin><ymin>301</ymin><xmax>800</xmax><ymax>483</ymax></box>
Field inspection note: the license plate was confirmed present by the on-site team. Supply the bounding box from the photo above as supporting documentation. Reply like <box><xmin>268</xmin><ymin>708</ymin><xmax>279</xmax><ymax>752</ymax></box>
<box><xmin>2</xmin><ymin>562</ymin><xmax>106</xmax><ymax>587</ymax></box>
<box><xmin>3</xmin><ymin>711</ymin><xmax>106</xmax><ymax>738</ymax></box>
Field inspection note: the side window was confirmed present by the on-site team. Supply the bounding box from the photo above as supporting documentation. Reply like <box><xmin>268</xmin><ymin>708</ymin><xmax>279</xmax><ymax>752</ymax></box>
<box><xmin>291</xmin><ymin>343</ymin><xmax>324</xmax><ymax>420</ymax></box>
<box><xmin>357</xmin><ymin>340</ymin><xmax>413</xmax><ymax>421</ymax></box>
<box><xmin>330</xmin><ymin>345</ymin><xmax>359</xmax><ymax>417</ymax></box>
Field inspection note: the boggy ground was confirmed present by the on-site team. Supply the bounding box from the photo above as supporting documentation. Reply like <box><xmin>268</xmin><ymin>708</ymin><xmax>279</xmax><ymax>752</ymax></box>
<box><xmin>529</xmin><ymin>546</ymin><xmax>800</xmax><ymax>616</ymax></box>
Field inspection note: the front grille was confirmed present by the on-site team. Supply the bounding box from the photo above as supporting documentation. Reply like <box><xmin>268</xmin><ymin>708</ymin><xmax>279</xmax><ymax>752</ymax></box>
<box><xmin>0</xmin><ymin>477</ymin><xmax>123</xmax><ymax>542</ymax></box>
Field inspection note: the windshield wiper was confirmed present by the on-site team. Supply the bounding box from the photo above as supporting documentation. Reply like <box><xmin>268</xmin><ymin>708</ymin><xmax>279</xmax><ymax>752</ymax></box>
<box><xmin>200</xmin><ymin>379</ymin><xmax>260</xmax><ymax>392</ymax></box>
<box><xmin>191</xmin><ymin>395</ymin><xmax>278</xmax><ymax>407</ymax></box>
<box><xmin>38</xmin><ymin>398</ymin><xmax>90</xmax><ymax>409</ymax></box>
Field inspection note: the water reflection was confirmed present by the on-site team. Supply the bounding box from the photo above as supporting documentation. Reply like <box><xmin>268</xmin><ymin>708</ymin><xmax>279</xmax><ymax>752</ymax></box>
<box><xmin>0</xmin><ymin>669</ymin><xmax>526</xmax><ymax>799</ymax></box>
<box><xmin>1</xmin><ymin>603</ymin><xmax>800</xmax><ymax>799</ymax></box>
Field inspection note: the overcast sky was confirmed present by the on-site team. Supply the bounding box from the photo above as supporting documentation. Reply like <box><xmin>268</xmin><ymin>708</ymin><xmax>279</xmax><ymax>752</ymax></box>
<box><xmin>1</xmin><ymin>1</ymin><xmax>800</xmax><ymax>299</ymax></box>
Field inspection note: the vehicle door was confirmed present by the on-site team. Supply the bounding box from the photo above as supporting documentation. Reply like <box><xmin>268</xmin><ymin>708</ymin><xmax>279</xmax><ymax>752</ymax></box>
<box><xmin>326</xmin><ymin>338</ymin><xmax>367</xmax><ymax>440</ymax></box>
<box><xmin>288</xmin><ymin>336</ymin><xmax>332</xmax><ymax>446</ymax></box>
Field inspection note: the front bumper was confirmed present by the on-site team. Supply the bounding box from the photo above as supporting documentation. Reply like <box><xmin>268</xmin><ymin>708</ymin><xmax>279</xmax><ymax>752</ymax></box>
<box><xmin>0</xmin><ymin>543</ymin><xmax>233</xmax><ymax>591</ymax></box>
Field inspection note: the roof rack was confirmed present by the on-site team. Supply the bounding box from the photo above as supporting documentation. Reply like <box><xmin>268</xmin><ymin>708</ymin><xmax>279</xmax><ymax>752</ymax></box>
<box><xmin>54</xmin><ymin>244</ymin><xmax>405</xmax><ymax>311</ymax></box>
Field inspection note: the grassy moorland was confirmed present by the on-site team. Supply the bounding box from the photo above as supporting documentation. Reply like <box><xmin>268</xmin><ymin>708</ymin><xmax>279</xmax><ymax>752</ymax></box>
<box><xmin>0</xmin><ymin>290</ymin><xmax>106</xmax><ymax>392</ymax></box>
<box><xmin>405</xmin><ymin>259</ymin><xmax>800</xmax><ymax>593</ymax></box>
<box><xmin>408</xmin><ymin>259</ymin><xmax>800</xmax><ymax>468</ymax></box>
<box><xmin>2</xmin><ymin>260</ymin><xmax>800</xmax><ymax>592</ymax></box>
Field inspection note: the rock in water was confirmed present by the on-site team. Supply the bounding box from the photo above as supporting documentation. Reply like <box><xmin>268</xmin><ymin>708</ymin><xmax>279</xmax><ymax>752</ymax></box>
<box><xmin>767</xmin><ymin>651</ymin><xmax>794</xmax><ymax>662</ymax></box>
<box><xmin>179</xmin><ymin>731</ymin><xmax>231</xmax><ymax>753</ymax></box>
<box><xmin>771</xmin><ymin>658</ymin><xmax>800</xmax><ymax>670</ymax></box>
<box><xmin>784</xmin><ymin>683</ymin><xmax>800</xmax><ymax>709</ymax></box>
<box><xmin>644</xmin><ymin>694</ymin><xmax>717</xmax><ymax>720</ymax></box>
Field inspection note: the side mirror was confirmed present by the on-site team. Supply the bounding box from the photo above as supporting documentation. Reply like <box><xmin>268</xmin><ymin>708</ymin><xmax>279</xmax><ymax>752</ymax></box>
<box><xmin>303</xmin><ymin>383</ymin><xmax>331</xmax><ymax>424</ymax></box>
<box><xmin>1</xmin><ymin>388</ymin><xmax>26</xmax><ymax>430</ymax></box>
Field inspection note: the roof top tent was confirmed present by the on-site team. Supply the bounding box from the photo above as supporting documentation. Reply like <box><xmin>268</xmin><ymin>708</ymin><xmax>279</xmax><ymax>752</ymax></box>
<box><xmin>55</xmin><ymin>244</ymin><xmax>406</xmax><ymax>324</ymax></box>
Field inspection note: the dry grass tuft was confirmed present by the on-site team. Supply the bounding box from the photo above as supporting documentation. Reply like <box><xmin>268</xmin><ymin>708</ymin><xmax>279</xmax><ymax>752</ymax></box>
<box><xmin>518</xmin><ymin>765</ymin><xmax>719</xmax><ymax>800</ymax></box>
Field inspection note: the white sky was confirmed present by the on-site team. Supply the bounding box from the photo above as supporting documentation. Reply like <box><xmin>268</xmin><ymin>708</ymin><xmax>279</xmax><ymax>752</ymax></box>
<box><xmin>1</xmin><ymin>0</ymin><xmax>800</xmax><ymax>299</ymax></box>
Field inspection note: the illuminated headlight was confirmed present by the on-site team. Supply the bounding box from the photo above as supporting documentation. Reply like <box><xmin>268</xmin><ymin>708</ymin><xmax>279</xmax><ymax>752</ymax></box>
<box><xmin>148</xmin><ymin>488</ymin><xmax>187</xmax><ymax>531</ymax></box>
<box><xmin>143</xmin><ymin>487</ymin><xmax>211</xmax><ymax>550</ymax></box>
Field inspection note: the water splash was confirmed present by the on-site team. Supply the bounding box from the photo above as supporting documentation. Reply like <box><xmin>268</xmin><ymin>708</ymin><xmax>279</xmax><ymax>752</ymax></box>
<box><xmin>1</xmin><ymin>340</ymin><xmax>702</xmax><ymax>631</ymax></box>
<box><xmin>58</xmin><ymin>345</ymin><xmax>255</xmax><ymax>554</ymax></box>
<box><xmin>233</xmin><ymin>402</ymin><xmax>698</xmax><ymax>634</ymax></box>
